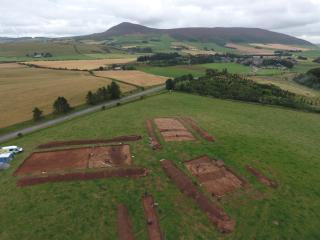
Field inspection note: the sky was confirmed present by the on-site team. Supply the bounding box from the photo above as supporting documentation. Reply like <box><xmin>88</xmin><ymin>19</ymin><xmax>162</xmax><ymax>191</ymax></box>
<box><xmin>0</xmin><ymin>0</ymin><xmax>320</xmax><ymax>43</ymax></box>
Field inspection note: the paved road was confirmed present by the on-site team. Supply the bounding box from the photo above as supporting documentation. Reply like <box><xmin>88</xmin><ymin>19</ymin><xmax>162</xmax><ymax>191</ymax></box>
<box><xmin>0</xmin><ymin>85</ymin><xmax>165</xmax><ymax>143</ymax></box>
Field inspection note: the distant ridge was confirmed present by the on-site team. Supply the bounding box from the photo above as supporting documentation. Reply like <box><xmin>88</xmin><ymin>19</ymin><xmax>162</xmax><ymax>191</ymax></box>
<box><xmin>78</xmin><ymin>22</ymin><xmax>313</xmax><ymax>46</ymax></box>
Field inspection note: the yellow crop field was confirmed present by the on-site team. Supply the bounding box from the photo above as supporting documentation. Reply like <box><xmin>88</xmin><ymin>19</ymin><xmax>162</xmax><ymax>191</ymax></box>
<box><xmin>25</xmin><ymin>58</ymin><xmax>135</xmax><ymax>70</ymax></box>
<box><xmin>249</xmin><ymin>43</ymin><xmax>309</xmax><ymax>51</ymax></box>
<box><xmin>94</xmin><ymin>70</ymin><xmax>168</xmax><ymax>87</ymax></box>
<box><xmin>0</xmin><ymin>63</ymin><xmax>135</xmax><ymax>128</ymax></box>
<box><xmin>226</xmin><ymin>43</ymin><xmax>275</xmax><ymax>55</ymax></box>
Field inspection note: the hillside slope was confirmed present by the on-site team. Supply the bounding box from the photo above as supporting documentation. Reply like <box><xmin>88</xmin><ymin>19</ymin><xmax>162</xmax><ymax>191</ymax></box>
<box><xmin>78</xmin><ymin>22</ymin><xmax>313</xmax><ymax>46</ymax></box>
<box><xmin>1</xmin><ymin>92</ymin><xmax>319</xmax><ymax>239</ymax></box>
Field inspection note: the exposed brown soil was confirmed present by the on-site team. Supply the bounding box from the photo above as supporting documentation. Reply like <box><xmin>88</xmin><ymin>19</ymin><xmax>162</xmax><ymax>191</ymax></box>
<box><xmin>154</xmin><ymin>118</ymin><xmax>195</xmax><ymax>142</ymax></box>
<box><xmin>37</xmin><ymin>135</ymin><xmax>142</xmax><ymax>149</ymax></box>
<box><xmin>184</xmin><ymin>156</ymin><xmax>245</xmax><ymax>197</ymax></box>
<box><xmin>14</xmin><ymin>145</ymin><xmax>132</xmax><ymax>176</ymax></box>
<box><xmin>246</xmin><ymin>165</ymin><xmax>277</xmax><ymax>188</ymax></box>
<box><xmin>146</xmin><ymin>120</ymin><xmax>161</xmax><ymax>150</ymax></box>
<box><xmin>17</xmin><ymin>167</ymin><xmax>148</xmax><ymax>187</ymax></box>
<box><xmin>181</xmin><ymin>118</ymin><xmax>215</xmax><ymax>142</ymax></box>
<box><xmin>161</xmin><ymin>160</ymin><xmax>235</xmax><ymax>233</ymax></box>
<box><xmin>142</xmin><ymin>195</ymin><xmax>163</xmax><ymax>240</ymax></box>
<box><xmin>117</xmin><ymin>204</ymin><xmax>135</xmax><ymax>240</ymax></box>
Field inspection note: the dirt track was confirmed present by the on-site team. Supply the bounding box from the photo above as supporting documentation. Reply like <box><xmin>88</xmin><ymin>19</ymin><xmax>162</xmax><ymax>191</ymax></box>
<box><xmin>146</xmin><ymin>120</ymin><xmax>161</xmax><ymax>150</ymax></box>
<box><xmin>37</xmin><ymin>135</ymin><xmax>142</xmax><ymax>149</ymax></box>
<box><xmin>161</xmin><ymin>160</ymin><xmax>235</xmax><ymax>233</ymax></box>
<box><xmin>17</xmin><ymin>167</ymin><xmax>148</xmax><ymax>187</ymax></box>
<box><xmin>181</xmin><ymin>118</ymin><xmax>215</xmax><ymax>142</ymax></box>
<box><xmin>142</xmin><ymin>195</ymin><xmax>163</xmax><ymax>240</ymax></box>
<box><xmin>117</xmin><ymin>204</ymin><xmax>135</xmax><ymax>240</ymax></box>
<box><xmin>246</xmin><ymin>165</ymin><xmax>277</xmax><ymax>188</ymax></box>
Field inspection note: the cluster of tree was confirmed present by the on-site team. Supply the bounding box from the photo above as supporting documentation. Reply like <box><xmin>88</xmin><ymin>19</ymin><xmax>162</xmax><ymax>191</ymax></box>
<box><xmin>32</xmin><ymin>96</ymin><xmax>72</xmax><ymax>121</ymax></box>
<box><xmin>86</xmin><ymin>82</ymin><xmax>121</xmax><ymax>105</ymax></box>
<box><xmin>298</xmin><ymin>56</ymin><xmax>308</xmax><ymax>60</ymax></box>
<box><xmin>96</xmin><ymin>64</ymin><xmax>136</xmax><ymax>71</ymax></box>
<box><xmin>26</xmin><ymin>52</ymin><xmax>53</xmax><ymax>58</ymax></box>
<box><xmin>137</xmin><ymin>52</ymin><xmax>186</xmax><ymax>66</ymax></box>
<box><xmin>127</xmin><ymin>47</ymin><xmax>153</xmax><ymax>53</ymax></box>
<box><xmin>294</xmin><ymin>67</ymin><xmax>320</xmax><ymax>89</ymax></box>
<box><xmin>262</xmin><ymin>58</ymin><xmax>294</xmax><ymax>68</ymax></box>
<box><xmin>313</xmin><ymin>57</ymin><xmax>320</xmax><ymax>63</ymax></box>
<box><xmin>53</xmin><ymin>97</ymin><xmax>72</xmax><ymax>114</ymax></box>
<box><xmin>166</xmin><ymin>69</ymin><xmax>319</xmax><ymax>113</ymax></box>
<box><xmin>274</xmin><ymin>50</ymin><xmax>293</xmax><ymax>57</ymax></box>
<box><xmin>31</xmin><ymin>83</ymin><xmax>121</xmax><ymax>121</ymax></box>
<box><xmin>137</xmin><ymin>52</ymin><xmax>237</xmax><ymax>66</ymax></box>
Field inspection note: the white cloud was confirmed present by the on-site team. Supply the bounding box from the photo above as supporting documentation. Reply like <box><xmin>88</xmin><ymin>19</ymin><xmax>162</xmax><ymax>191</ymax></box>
<box><xmin>0</xmin><ymin>0</ymin><xmax>319</xmax><ymax>43</ymax></box>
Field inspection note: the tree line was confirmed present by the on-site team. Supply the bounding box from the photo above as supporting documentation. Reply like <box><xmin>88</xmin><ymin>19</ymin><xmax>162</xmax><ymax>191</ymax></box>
<box><xmin>294</xmin><ymin>67</ymin><xmax>320</xmax><ymax>89</ymax></box>
<box><xmin>166</xmin><ymin>69</ymin><xmax>320</xmax><ymax>113</ymax></box>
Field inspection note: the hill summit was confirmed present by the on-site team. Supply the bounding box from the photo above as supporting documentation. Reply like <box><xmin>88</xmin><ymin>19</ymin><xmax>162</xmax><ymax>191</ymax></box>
<box><xmin>80</xmin><ymin>22</ymin><xmax>313</xmax><ymax>46</ymax></box>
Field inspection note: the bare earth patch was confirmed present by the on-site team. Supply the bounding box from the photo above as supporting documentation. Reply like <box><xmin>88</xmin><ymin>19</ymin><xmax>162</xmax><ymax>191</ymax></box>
<box><xmin>117</xmin><ymin>204</ymin><xmax>135</xmax><ymax>240</ymax></box>
<box><xmin>14</xmin><ymin>145</ymin><xmax>132</xmax><ymax>176</ymax></box>
<box><xmin>180</xmin><ymin>117</ymin><xmax>215</xmax><ymax>142</ymax></box>
<box><xmin>37</xmin><ymin>135</ymin><xmax>142</xmax><ymax>149</ymax></box>
<box><xmin>161</xmin><ymin>159</ymin><xmax>235</xmax><ymax>233</ymax></box>
<box><xmin>94</xmin><ymin>70</ymin><xmax>167</xmax><ymax>87</ymax></box>
<box><xmin>146</xmin><ymin>120</ymin><xmax>161</xmax><ymax>150</ymax></box>
<box><xmin>17</xmin><ymin>167</ymin><xmax>147</xmax><ymax>187</ymax></box>
<box><xmin>154</xmin><ymin>117</ymin><xmax>195</xmax><ymax>142</ymax></box>
<box><xmin>142</xmin><ymin>195</ymin><xmax>163</xmax><ymax>240</ymax></box>
<box><xmin>245</xmin><ymin>165</ymin><xmax>277</xmax><ymax>188</ymax></box>
<box><xmin>184</xmin><ymin>156</ymin><xmax>246</xmax><ymax>197</ymax></box>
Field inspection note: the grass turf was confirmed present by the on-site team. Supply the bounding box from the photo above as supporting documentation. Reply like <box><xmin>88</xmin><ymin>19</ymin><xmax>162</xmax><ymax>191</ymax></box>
<box><xmin>0</xmin><ymin>92</ymin><xmax>319</xmax><ymax>239</ymax></box>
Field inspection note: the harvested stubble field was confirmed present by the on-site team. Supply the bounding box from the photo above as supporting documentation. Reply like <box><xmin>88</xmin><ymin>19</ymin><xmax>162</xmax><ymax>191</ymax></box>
<box><xmin>226</xmin><ymin>43</ymin><xmax>275</xmax><ymax>55</ymax></box>
<box><xmin>1</xmin><ymin>92</ymin><xmax>320</xmax><ymax>239</ymax></box>
<box><xmin>0</xmin><ymin>63</ymin><xmax>135</xmax><ymax>128</ymax></box>
<box><xmin>94</xmin><ymin>70</ymin><xmax>168</xmax><ymax>87</ymax></box>
<box><xmin>26</xmin><ymin>58</ymin><xmax>135</xmax><ymax>70</ymax></box>
<box><xmin>249</xmin><ymin>43</ymin><xmax>309</xmax><ymax>51</ymax></box>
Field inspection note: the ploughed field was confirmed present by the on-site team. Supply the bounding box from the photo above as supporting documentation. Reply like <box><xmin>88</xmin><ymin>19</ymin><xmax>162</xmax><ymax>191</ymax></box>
<box><xmin>0</xmin><ymin>92</ymin><xmax>319</xmax><ymax>239</ymax></box>
<box><xmin>0</xmin><ymin>63</ymin><xmax>135</xmax><ymax>128</ymax></box>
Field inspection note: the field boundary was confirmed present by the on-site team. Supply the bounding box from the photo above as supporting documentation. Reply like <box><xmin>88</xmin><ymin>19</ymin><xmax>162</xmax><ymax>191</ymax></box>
<box><xmin>17</xmin><ymin>167</ymin><xmax>148</xmax><ymax>187</ymax></box>
<box><xmin>0</xmin><ymin>85</ymin><xmax>165</xmax><ymax>143</ymax></box>
<box><xmin>37</xmin><ymin>135</ymin><xmax>142</xmax><ymax>149</ymax></box>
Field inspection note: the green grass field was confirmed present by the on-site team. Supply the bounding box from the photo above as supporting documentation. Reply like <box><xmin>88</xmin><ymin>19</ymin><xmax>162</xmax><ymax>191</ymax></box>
<box><xmin>138</xmin><ymin>63</ymin><xmax>288</xmax><ymax>78</ymax></box>
<box><xmin>1</xmin><ymin>92</ymin><xmax>319</xmax><ymax>239</ymax></box>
